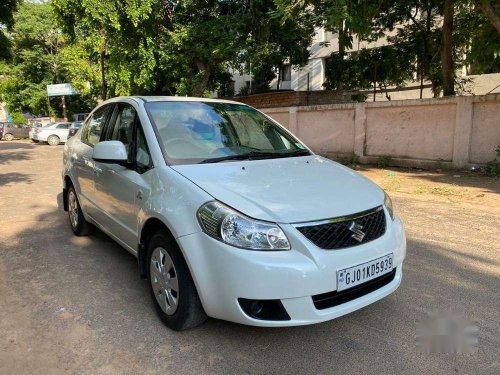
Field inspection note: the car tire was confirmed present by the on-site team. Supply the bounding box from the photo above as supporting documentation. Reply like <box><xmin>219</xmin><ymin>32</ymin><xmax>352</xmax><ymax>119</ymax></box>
<box><xmin>47</xmin><ymin>135</ymin><xmax>60</xmax><ymax>146</ymax></box>
<box><xmin>67</xmin><ymin>186</ymin><xmax>94</xmax><ymax>236</ymax></box>
<box><xmin>147</xmin><ymin>231</ymin><xmax>207</xmax><ymax>331</ymax></box>
<box><xmin>4</xmin><ymin>133</ymin><xmax>14</xmax><ymax>141</ymax></box>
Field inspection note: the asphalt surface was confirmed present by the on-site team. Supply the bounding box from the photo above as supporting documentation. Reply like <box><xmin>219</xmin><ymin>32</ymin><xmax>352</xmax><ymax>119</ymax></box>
<box><xmin>0</xmin><ymin>141</ymin><xmax>499</xmax><ymax>374</ymax></box>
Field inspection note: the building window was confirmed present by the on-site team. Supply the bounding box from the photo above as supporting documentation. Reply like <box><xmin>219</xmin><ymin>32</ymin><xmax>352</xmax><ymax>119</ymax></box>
<box><xmin>281</xmin><ymin>65</ymin><xmax>292</xmax><ymax>81</ymax></box>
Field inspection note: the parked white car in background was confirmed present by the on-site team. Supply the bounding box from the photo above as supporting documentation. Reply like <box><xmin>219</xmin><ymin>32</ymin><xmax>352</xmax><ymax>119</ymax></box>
<box><xmin>62</xmin><ymin>96</ymin><xmax>406</xmax><ymax>331</ymax></box>
<box><xmin>33</xmin><ymin>122</ymin><xmax>72</xmax><ymax>145</ymax></box>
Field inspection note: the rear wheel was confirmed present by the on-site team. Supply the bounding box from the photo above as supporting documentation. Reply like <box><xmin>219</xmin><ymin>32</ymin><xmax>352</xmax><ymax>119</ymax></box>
<box><xmin>67</xmin><ymin>186</ymin><xmax>94</xmax><ymax>236</ymax></box>
<box><xmin>47</xmin><ymin>135</ymin><xmax>60</xmax><ymax>146</ymax></box>
<box><xmin>4</xmin><ymin>133</ymin><xmax>14</xmax><ymax>141</ymax></box>
<box><xmin>147</xmin><ymin>231</ymin><xmax>207</xmax><ymax>330</ymax></box>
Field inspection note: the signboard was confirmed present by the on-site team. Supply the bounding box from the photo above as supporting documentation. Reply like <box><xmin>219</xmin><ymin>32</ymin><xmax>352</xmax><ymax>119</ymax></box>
<box><xmin>47</xmin><ymin>83</ymin><xmax>78</xmax><ymax>97</ymax></box>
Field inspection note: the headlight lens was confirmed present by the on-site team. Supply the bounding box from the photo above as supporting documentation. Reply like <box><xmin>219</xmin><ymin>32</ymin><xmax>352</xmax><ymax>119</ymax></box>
<box><xmin>197</xmin><ymin>201</ymin><xmax>290</xmax><ymax>250</ymax></box>
<box><xmin>384</xmin><ymin>192</ymin><xmax>395</xmax><ymax>220</ymax></box>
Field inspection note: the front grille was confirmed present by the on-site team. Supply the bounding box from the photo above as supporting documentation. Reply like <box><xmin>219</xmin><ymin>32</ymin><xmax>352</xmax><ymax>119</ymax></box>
<box><xmin>296</xmin><ymin>206</ymin><xmax>386</xmax><ymax>250</ymax></box>
<box><xmin>312</xmin><ymin>268</ymin><xmax>397</xmax><ymax>310</ymax></box>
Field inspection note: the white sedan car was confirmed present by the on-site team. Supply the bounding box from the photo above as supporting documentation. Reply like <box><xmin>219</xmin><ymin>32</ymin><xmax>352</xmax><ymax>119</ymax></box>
<box><xmin>62</xmin><ymin>96</ymin><xmax>406</xmax><ymax>330</ymax></box>
<box><xmin>33</xmin><ymin>122</ymin><xmax>72</xmax><ymax>145</ymax></box>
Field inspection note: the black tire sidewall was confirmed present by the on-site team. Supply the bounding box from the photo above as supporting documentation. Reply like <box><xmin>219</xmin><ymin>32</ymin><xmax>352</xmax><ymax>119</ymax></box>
<box><xmin>67</xmin><ymin>186</ymin><xmax>91</xmax><ymax>236</ymax></box>
<box><xmin>146</xmin><ymin>232</ymin><xmax>206</xmax><ymax>331</ymax></box>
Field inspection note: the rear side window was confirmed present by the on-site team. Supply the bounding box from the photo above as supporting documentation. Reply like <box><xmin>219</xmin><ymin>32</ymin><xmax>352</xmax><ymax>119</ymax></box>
<box><xmin>57</xmin><ymin>123</ymin><xmax>70</xmax><ymax>129</ymax></box>
<box><xmin>82</xmin><ymin>106</ymin><xmax>112</xmax><ymax>146</ymax></box>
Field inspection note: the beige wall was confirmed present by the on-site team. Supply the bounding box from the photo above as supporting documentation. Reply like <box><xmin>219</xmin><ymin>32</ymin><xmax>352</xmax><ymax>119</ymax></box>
<box><xmin>296</xmin><ymin>108</ymin><xmax>355</xmax><ymax>154</ymax></box>
<box><xmin>365</xmin><ymin>103</ymin><xmax>456</xmax><ymax>161</ymax></box>
<box><xmin>470</xmin><ymin>100</ymin><xmax>500</xmax><ymax>164</ymax></box>
<box><xmin>263</xmin><ymin>94</ymin><xmax>500</xmax><ymax>168</ymax></box>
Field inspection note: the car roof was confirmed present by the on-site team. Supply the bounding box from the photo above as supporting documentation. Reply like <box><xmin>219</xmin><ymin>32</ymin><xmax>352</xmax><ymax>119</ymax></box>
<box><xmin>107</xmin><ymin>96</ymin><xmax>243</xmax><ymax>105</ymax></box>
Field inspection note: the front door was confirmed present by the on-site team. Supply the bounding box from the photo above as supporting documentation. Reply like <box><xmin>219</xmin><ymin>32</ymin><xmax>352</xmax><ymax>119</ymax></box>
<box><xmin>73</xmin><ymin>105</ymin><xmax>113</xmax><ymax>218</ymax></box>
<box><xmin>93</xmin><ymin>103</ymin><xmax>153</xmax><ymax>251</ymax></box>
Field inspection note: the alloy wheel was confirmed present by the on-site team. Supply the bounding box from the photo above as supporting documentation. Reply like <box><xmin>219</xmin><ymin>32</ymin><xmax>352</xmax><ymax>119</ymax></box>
<box><xmin>48</xmin><ymin>135</ymin><xmax>60</xmax><ymax>146</ymax></box>
<box><xmin>150</xmin><ymin>247</ymin><xmax>179</xmax><ymax>315</ymax></box>
<box><xmin>68</xmin><ymin>190</ymin><xmax>78</xmax><ymax>229</ymax></box>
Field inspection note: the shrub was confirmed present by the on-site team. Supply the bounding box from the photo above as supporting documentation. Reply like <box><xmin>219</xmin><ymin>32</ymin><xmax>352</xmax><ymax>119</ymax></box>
<box><xmin>485</xmin><ymin>144</ymin><xmax>500</xmax><ymax>177</ymax></box>
<box><xmin>376</xmin><ymin>155</ymin><xmax>392</xmax><ymax>168</ymax></box>
<box><xmin>338</xmin><ymin>152</ymin><xmax>360</xmax><ymax>166</ymax></box>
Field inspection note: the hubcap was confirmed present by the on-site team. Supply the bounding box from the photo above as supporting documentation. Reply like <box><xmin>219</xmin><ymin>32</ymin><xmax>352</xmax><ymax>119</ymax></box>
<box><xmin>150</xmin><ymin>247</ymin><xmax>179</xmax><ymax>315</ymax></box>
<box><xmin>68</xmin><ymin>191</ymin><xmax>78</xmax><ymax>229</ymax></box>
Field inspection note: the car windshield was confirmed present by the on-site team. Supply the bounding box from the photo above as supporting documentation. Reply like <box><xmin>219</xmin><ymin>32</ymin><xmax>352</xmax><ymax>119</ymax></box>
<box><xmin>146</xmin><ymin>101</ymin><xmax>309</xmax><ymax>165</ymax></box>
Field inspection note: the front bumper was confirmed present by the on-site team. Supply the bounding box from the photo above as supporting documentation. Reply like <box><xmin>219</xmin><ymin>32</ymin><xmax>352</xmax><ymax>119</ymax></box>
<box><xmin>178</xmin><ymin>212</ymin><xmax>406</xmax><ymax>327</ymax></box>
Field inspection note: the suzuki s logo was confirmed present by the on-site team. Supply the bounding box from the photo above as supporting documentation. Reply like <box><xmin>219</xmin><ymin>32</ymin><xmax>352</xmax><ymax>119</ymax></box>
<box><xmin>348</xmin><ymin>222</ymin><xmax>365</xmax><ymax>242</ymax></box>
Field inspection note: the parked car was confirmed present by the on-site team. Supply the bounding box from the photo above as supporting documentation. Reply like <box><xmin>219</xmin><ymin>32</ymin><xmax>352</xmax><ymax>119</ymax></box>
<box><xmin>29</xmin><ymin>122</ymin><xmax>45</xmax><ymax>142</ymax></box>
<box><xmin>62</xmin><ymin>97</ymin><xmax>406</xmax><ymax>331</ymax></box>
<box><xmin>0</xmin><ymin>122</ymin><xmax>31</xmax><ymax>141</ymax></box>
<box><xmin>68</xmin><ymin>121</ymin><xmax>83</xmax><ymax>139</ymax></box>
<box><xmin>32</xmin><ymin>122</ymin><xmax>72</xmax><ymax>145</ymax></box>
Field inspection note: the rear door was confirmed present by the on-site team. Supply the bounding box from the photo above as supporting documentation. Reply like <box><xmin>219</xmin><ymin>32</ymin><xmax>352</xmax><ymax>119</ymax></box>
<box><xmin>21</xmin><ymin>124</ymin><xmax>30</xmax><ymax>138</ymax></box>
<box><xmin>73</xmin><ymin>105</ymin><xmax>114</xmax><ymax>218</ymax></box>
<box><xmin>56</xmin><ymin>122</ymin><xmax>71</xmax><ymax>141</ymax></box>
<box><xmin>93</xmin><ymin>102</ymin><xmax>153</xmax><ymax>250</ymax></box>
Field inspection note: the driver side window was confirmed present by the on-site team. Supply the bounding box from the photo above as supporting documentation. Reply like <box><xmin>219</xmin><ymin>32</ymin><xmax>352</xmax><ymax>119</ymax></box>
<box><xmin>107</xmin><ymin>104</ymin><xmax>136</xmax><ymax>162</ymax></box>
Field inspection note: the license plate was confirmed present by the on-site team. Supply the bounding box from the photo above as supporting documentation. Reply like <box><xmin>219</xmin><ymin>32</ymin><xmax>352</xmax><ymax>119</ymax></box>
<box><xmin>336</xmin><ymin>254</ymin><xmax>393</xmax><ymax>292</ymax></box>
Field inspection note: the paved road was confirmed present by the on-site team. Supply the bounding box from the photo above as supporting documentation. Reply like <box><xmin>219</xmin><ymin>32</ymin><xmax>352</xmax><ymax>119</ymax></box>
<box><xmin>0</xmin><ymin>141</ymin><xmax>499</xmax><ymax>374</ymax></box>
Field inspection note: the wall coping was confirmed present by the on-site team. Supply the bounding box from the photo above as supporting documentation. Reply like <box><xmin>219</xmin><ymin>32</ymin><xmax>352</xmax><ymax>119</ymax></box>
<box><xmin>261</xmin><ymin>93</ymin><xmax>500</xmax><ymax>112</ymax></box>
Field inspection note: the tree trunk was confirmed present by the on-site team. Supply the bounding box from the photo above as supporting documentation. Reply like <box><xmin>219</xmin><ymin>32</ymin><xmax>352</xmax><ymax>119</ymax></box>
<box><xmin>194</xmin><ymin>60</ymin><xmax>211</xmax><ymax>97</ymax></box>
<box><xmin>276</xmin><ymin>66</ymin><xmax>281</xmax><ymax>91</ymax></box>
<box><xmin>479</xmin><ymin>0</ymin><xmax>500</xmax><ymax>34</ymax></box>
<box><xmin>420</xmin><ymin>68</ymin><xmax>424</xmax><ymax>99</ymax></box>
<box><xmin>337</xmin><ymin>22</ymin><xmax>346</xmax><ymax>91</ymax></box>
<box><xmin>440</xmin><ymin>0</ymin><xmax>455</xmax><ymax>96</ymax></box>
<box><xmin>61</xmin><ymin>95</ymin><xmax>67</xmax><ymax>121</ymax></box>
<box><xmin>100</xmin><ymin>49</ymin><xmax>107</xmax><ymax>100</ymax></box>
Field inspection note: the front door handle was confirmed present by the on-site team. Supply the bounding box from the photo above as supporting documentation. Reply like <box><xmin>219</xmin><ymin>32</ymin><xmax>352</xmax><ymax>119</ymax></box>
<box><xmin>136</xmin><ymin>190</ymin><xmax>143</xmax><ymax>200</ymax></box>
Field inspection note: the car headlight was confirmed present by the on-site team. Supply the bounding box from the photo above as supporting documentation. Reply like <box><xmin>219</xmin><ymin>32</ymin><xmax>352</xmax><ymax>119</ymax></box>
<box><xmin>197</xmin><ymin>201</ymin><xmax>290</xmax><ymax>250</ymax></box>
<box><xmin>384</xmin><ymin>192</ymin><xmax>395</xmax><ymax>220</ymax></box>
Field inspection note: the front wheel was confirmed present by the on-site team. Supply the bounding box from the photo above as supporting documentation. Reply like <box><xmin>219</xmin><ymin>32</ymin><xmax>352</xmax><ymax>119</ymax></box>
<box><xmin>147</xmin><ymin>231</ymin><xmax>207</xmax><ymax>330</ymax></box>
<box><xmin>3</xmin><ymin>133</ymin><xmax>14</xmax><ymax>141</ymax></box>
<box><xmin>47</xmin><ymin>135</ymin><xmax>60</xmax><ymax>146</ymax></box>
<box><xmin>67</xmin><ymin>186</ymin><xmax>94</xmax><ymax>236</ymax></box>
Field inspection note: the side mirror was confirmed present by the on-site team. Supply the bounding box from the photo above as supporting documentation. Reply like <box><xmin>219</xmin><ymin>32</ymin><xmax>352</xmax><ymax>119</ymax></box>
<box><xmin>92</xmin><ymin>141</ymin><xmax>128</xmax><ymax>165</ymax></box>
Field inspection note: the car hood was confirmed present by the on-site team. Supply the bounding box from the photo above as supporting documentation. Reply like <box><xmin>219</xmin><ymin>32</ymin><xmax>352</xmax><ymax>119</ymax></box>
<box><xmin>172</xmin><ymin>155</ymin><xmax>384</xmax><ymax>223</ymax></box>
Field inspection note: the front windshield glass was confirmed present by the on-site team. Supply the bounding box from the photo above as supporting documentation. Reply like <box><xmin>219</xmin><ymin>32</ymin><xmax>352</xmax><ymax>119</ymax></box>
<box><xmin>146</xmin><ymin>101</ymin><xmax>309</xmax><ymax>165</ymax></box>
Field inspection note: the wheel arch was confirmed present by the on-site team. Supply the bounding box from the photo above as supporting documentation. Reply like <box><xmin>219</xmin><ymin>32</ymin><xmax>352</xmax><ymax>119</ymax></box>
<box><xmin>138</xmin><ymin>217</ymin><xmax>177</xmax><ymax>279</ymax></box>
<box><xmin>47</xmin><ymin>134</ymin><xmax>60</xmax><ymax>143</ymax></box>
<box><xmin>62</xmin><ymin>175</ymin><xmax>73</xmax><ymax>211</ymax></box>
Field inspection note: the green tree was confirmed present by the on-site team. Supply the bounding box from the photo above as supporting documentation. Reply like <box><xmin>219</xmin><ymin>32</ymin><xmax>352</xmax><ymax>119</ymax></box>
<box><xmin>324</xmin><ymin>45</ymin><xmax>415</xmax><ymax>100</ymax></box>
<box><xmin>1</xmin><ymin>2</ymin><xmax>96</xmax><ymax>117</ymax></box>
<box><xmin>0</xmin><ymin>0</ymin><xmax>20</xmax><ymax>60</ymax></box>
<box><xmin>52</xmin><ymin>0</ymin><xmax>155</xmax><ymax>100</ymax></box>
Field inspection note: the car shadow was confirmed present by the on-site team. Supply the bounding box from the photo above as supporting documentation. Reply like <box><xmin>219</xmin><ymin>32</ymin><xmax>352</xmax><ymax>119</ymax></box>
<box><xmin>1</xmin><ymin>202</ymin><xmax>498</xmax><ymax>373</ymax></box>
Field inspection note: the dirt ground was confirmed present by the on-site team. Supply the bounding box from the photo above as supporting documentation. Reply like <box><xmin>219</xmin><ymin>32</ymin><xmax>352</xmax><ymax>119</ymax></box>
<box><xmin>362</xmin><ymin>166</ymin><xmax>500</xmax><ymax>212</ymax></box>
<box><xmin>0</xmin><ymin>141</ymin><xmax>499</xmax><ymax>374</ymax></box>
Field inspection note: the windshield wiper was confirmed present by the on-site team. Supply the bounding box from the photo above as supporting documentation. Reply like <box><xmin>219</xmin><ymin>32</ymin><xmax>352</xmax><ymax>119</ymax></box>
<box><xmin>284</xmin><ymin>149</ymin><xmax>311</xmax><ymax>157</ymax></box>
<box><xmin>199</xmin><ymin>149</ymin><xmax>310</xmax><ymax>164</ymax></box>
